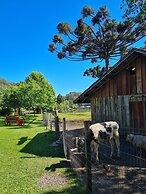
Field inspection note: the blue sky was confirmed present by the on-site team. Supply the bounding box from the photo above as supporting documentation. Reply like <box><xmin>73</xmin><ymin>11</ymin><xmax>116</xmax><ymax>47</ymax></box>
<box><xmin>0</xmin><ymin>0</ymin><xmax>145</xmax><ymax>96</ymax></box>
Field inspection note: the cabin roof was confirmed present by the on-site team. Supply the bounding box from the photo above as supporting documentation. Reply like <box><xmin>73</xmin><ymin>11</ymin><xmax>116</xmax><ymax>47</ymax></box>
<box><xmin>74</xmin><ymin>48</ymin><xmax>146</xmax><ymax>104</ymax></box>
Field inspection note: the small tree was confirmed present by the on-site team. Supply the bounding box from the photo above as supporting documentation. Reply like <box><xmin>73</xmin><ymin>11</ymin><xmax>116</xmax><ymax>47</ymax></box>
<box><xmin>49</xmin><ymin>5</ymin><xmax>146</xmax><ymax>78</ymax></box>
<box><xmin>57</xmin><ymin>94</ymin><xmax>65</xmax><ymax>104</ymax></box>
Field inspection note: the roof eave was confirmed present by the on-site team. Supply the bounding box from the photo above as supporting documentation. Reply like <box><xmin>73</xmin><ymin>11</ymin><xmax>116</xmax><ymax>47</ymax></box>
<box><xmin>74</xmin><ymin>48</ymin><xmax>146</xmax><ymax>104</ymax></box>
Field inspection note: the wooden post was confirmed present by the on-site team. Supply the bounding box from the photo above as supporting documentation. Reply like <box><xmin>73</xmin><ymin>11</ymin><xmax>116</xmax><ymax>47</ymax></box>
<box><xmin>49</xmin><ymin>113</ymin><xmax>53</xmax><ymax>130</ymax></box>
<box><xmin>62</xmin><ymin>118</ymin><xmax>69</xmax><ymax>159</ymax></box>
<box><xmin>84</xmin><ymin>120</ymin><xmax>92</xmax><ymax>194</ymax></box>
<box><xmin>75</xmin><ymin>137</ymin><xmax>79</xmax><ymax>152</ymax></box>
<box><xmin>62</xmin><ymin>118</ymin><xmax>67</xmax><ymax>159</ymax></box>
<box><xmin>55</xmin><ymin>116</ymin><xmax>60</xmax><ymax>135</ymax></box>
<box><xmin>63</xmin><ymin>117</ymin><xmax>66</xmax><ymax>131</ymax></box>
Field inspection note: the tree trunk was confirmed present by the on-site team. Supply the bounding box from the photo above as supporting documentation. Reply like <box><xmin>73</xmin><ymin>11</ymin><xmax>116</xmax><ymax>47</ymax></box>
<box><xmin>36</xmin><ymin>106</ymin><xmax>41</xmax><ymax>114</ymax></box>
<box><xmin>18</xmin><ymin>107</ymin><xmax>21</xmax><ymax>115</ymax></box>
<box><xmin>105</xmin><ymin>58</ymin><xmax>110</xmax><ymax>70</ymax></box>
<box><xmin>33</xmin><ymin>107</ymin><xmax>36</xmax><ymax>116</ymax></box>
<box><xmin>41</xmin><ymin>108</ymin><xmax>43</xmax><ymax>121</ymax></box>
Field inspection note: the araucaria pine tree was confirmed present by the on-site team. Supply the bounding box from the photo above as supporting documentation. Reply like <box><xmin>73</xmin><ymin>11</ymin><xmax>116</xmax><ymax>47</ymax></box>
<box><xmin>49</xmin><ymin>5</ymin><xmax>146</xmax><ymax>78</ymax></box>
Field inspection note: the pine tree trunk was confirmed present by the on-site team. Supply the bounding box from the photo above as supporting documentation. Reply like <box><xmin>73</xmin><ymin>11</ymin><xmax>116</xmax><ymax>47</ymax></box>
<box><xmin>105</xmin><ymin>58</ymin><xmax>110</xmax><ymax>70</ymax></box>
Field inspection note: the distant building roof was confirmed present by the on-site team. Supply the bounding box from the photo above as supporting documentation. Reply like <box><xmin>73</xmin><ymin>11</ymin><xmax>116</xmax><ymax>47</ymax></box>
<box><xmin>74</xmin><ymin>48</ymin><xmax>146</xmax><ymax>104</ymax></box>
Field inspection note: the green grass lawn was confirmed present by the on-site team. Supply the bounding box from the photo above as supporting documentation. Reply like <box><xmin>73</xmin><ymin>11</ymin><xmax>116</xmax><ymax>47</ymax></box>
<box><xmin>58</xmin><ymin>111</ymin><xmax>91</xmax><ymax>121</ymax></box>
<box><xmin>0</xmin><ymin>115</ymin><xmax>86</xmax><ymax>194</ymax></box>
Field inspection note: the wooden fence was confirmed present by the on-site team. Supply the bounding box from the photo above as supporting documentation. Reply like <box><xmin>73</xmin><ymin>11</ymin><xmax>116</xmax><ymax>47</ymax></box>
<box><xmin>54</xmin><ymin>118</ymin><xmax>146</xmax><ymax>194</ymax></box>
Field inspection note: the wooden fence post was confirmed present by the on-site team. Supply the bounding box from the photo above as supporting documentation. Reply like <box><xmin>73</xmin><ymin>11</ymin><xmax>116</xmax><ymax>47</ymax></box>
<box><xmin>63</xmin><ymin>117</ymin><xmax>66</xmax><ymax>132</ymax></box>
<box><xmin>62</xmin><ymin>118</ymin><xmax>70</xmax><ymax>159</ymax></box>
<box><xmin>62</xmin><ymin>118</ymin><xmax>67</xmax><ymax>158</ymax></box>
<box><xmin>49</xmin><ymin>113</ymin><xmax>53</xmax><ymax>130</ymax></box>
<box><xmin>55</xmin><ymin>116</ymin><xmax>60</xmax><ymax>135</ymax></box>
<box><xmin>63</xmin><ymin>118</ymin><xmax>69</xmax><ymax>160</ymax></box>
<box><xmin>84</xmin><ymin>120</ymin><xmax>92</xmax><ymax>193</ymax></box>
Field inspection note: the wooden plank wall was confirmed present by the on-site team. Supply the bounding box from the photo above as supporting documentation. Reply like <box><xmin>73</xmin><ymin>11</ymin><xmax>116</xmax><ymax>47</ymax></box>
<box><xmin>91</xmin><ymin>95</ymin><xmax>130</xmax><ymax>130</ymax></box>
<box><xmin>90</xmin><ymin>55</ymin><xmax>146</xmax><ymax>134</ymax></box>
<box><xmin>141</xmin><ymin>56</ymin><xmax>146</xmax><ymax>93</ymax></box>
<box><xmin>136</xmin><ymin>57</ymin><xmax>142</xmax><ymax>93</ymax></box>
<box><xmin>129</xmin><ymin>101</ymin><xmax>144</xmax><ymax>129</ymax></box>
<box><xmin>91</xmin><ymin>95</ymin><xmax>146</xmax><ymax>135</ymax></box>
<box><xmin>94</xmin><ymin>55</ymin><xmax>146</xmax><ymax>98</ymax></box>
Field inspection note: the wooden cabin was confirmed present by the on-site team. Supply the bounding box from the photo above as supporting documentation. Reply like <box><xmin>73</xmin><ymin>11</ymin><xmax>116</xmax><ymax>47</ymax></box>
<box><xmin>74</xmin><ymin>48</ymin><xmax>146</xmax><ymax>135</ymax></box>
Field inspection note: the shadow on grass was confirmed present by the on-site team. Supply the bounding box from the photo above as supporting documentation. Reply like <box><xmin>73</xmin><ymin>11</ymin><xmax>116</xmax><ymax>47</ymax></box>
<box><xmin>19</xmin><ymin>131</ymin><xmax>64</xmax><ymax>158</ymax></box>
<box><xmin>45</xmin><ymin>160</ymin><xmax>71</xmax><ymax>172</ymax></box>
<box><xmin>5</xmin><ymin>120</ymin><xmax>43</xmax><ymax>129</ymax></box>
<box><xmin>0</xmin><ymin>115</ymin><xmax>40</xmax><ymax>129</ymax></box>
<box><xmin>17</xmin><ymin>137</ymin><xmax>29</xmax><ymax>145</ymax></box>
<box><xmin>5</xmin><ymin>124</ymin><xmax>34</xmax><ymax>129</ymax></box>
<box><xmin>43</xmin><ymin>167</ymin><xmax>87</xmax><ymax>194</ymax></box>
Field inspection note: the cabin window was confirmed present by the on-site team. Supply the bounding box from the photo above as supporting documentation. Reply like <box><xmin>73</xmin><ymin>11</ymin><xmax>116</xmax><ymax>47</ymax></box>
<box><xmin>127</xmin><ymin>66</ymin><xmax>136</xmax><ymax>94</ymax></box>
<box><xmin>129</xmin><ymin>66</ymin><xmax>136</xmax><ymax>75</ymax></box>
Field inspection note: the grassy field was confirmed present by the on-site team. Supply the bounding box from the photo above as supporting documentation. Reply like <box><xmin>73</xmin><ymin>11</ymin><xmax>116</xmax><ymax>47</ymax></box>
<box><xmin>58</xmin><ymin>111</ymin><xmax>91</xmax><ymax>120</ymax></box>
<box><xmin>0</xmin><ymin>114</ymin><xmax>86</xmax><ymax>194</ymax></box>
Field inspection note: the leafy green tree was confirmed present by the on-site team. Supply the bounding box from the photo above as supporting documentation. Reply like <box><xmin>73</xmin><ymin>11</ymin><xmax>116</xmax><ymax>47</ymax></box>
<box><xmin>24</xmin><ymin>72</ymin><xmax>56</xmax><ymax>112</ymax></box>
<box><xmin>49</xmin><ymin>5</ymin><xmax>145</xmax><ymax>78</ymax></box>
<box><xmin>0</xmin><ymin>79</ymin><xmax>18</xmax><ymax>115</ymax></box>
<box><xmin>16</xmin><ymin>81</ymin><xmax>31</xmax><ymax>109</ymax></box>
<box><xmin>65</xmin><ymin>92</ymin><xmax>81</xmax><ymax>109</ymax></box>
<box><xmin>0</xmin><ymin>73</ymin><xmax>56</xmax><ymax>115</ymax></box>
<box><xmin>0</xmin><ymin>78</ymin><xmax>13</xmax><ymax>108</ymax></box>
<box><xmin>57</xmin><ymin>100</ymin><xmax>70</xmax><ymax>112</ymax></box>
<box><xmin>1</xmin><ymin>86</ymin><xmax>22</xmax><ymax>115</ymax></box>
